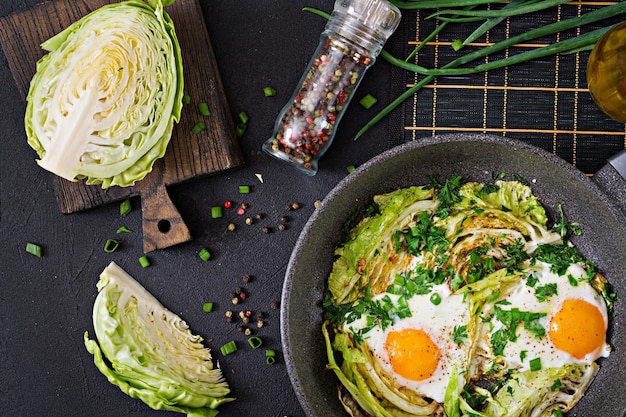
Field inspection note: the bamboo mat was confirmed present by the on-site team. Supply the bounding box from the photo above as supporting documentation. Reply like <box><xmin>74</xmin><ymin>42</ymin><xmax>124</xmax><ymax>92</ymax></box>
<box><xmin>389</xmin><ymin>1</ymin><xmax>626</xmax><ymax>175</ymax></box>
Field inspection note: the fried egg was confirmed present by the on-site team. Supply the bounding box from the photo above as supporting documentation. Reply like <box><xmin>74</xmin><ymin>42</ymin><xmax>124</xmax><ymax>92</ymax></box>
<box><xmin>480</xmin><ymin>261</ymin><xmax>610</xmax><ymax>372</ymax></box>
<box><xmin>346</xmin><ymin>283</ymin><xmax>469</xmax><ymax>403</ymax></box>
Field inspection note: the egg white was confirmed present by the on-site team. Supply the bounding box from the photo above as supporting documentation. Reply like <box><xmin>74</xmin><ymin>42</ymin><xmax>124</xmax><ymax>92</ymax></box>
<box><xmin>346</xmin><ymin>283</ymin><xmax>470</xmax><ymax>403</ymax></box>
<box><xmin>479</xmin><ymin>261</ymin><xmax>610</xmax><ymax>373</ymax></box>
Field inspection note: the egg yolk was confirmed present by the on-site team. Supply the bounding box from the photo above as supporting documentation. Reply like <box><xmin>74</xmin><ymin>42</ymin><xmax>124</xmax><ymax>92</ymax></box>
<box><xmin>549</xmin><ymin>298</ymin><xmax>606</xmax><ymax>360</ymax></box>
<box><xmin>385</xmin><ymin>328</ymin><xmax>441</xmax><ymax>381</ymax></box>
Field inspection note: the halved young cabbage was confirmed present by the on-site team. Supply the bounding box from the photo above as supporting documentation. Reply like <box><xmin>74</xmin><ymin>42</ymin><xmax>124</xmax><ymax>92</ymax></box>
<box><xmin>84</xmin><ymin>262</ymin><xmax>233</xmax><ymax>417</ymax></box>
<box><xmin>25</xmin><ymin>0</ymin><xmax>184</xmax><ymax>188</ymax></box>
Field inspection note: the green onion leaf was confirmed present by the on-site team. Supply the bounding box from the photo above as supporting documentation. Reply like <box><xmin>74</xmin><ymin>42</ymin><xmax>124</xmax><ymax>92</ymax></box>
<box><xmin>239</xmin><ymin>185</ymin><xmax>250</xmax><ymax>194</ymax></box>
<box><xmin>359</xmin><ymin>93</ymin><xmax>378</xmax><ymax>109</ymax></box>
<box><xmin>197</xmin><ymin>102</ymin><xmax>211</xmax><ymax>117</ymax></box>
<box><xmin>247</xmin><ymin>336</ymin><xmax>263</xmax><ymax>349</ymax></box>
<box><xmin>202</xmin><ymin>302</ymin><xmax>214</xmax><ymax>313</ymax></box>
<box><xmin>236</xmin><ymin>122</ymin><xmax>247</xmax><ymax>138</ymax></box>
<box><xmin>198</xmin><ymin>248</ymin><xmax>211</xmax><ymax>262</ymax></box>
<box><xmin>138</xmin><ymin>256</ymin><xmax>151</xmax><ymax>268</ymax></box>
<box><xmin>120</xmin><ymin>198</ymin><xmax>131</xmax><ymax>216</ymax></box>
<box><xmin>211</xmin><ymin>206</ymin><xmax>223</xmax><ymax>218</ymax></box>
<box><xmin>265</xmin><ymin>349</ymin><xmax>276</xmax><ymax>364</ymax></box>
<box><xmin>263</xmin><ymin>86</ymin><xmax>276</xmax><ymax>97</ymax></box>
<box><xmin>238</xmin><ymin>112</ymin><xmax>249</xmax><ymax>124</ymax></box>
<box><xmin>104</xmin><ymin>239</ymin><xmax>120</xmax><ymax>253</ymax></box>
<box><xmin>26</xmin><ymin>242</ymin><xmax>42</xmax><ymax>257</ymax></box>
<box><xmin>192</xmin><ymin>121</ymin><xmax>206</xmax><ymax>134</ymax></box>
<box><xmin>183</xmin><ymin>90</ymin><xmax>191</xmax><ymax>105</ymax></box>
<box><xmin>529</xmin><ymin>357</ymin><xmax>542</xmax><ymax>372</ymax></box>
<box><xmin>430</xmin><ymin>292</ymin><xmax>442</xmax><ymax>305</ymax></box>
<box><xmin>116</xmin><ymin>226</ymin><xmax>132</xmax><ymax>234</ymax></box>
<box><xmin>346</xmin><ymin>165</ymin><xmax>356</xmax><ymax>173</ymax></box>
<box><xmin>220</xmin><ymin>341</ymin><xmax>237</xmax><ymax>356</ymax></box>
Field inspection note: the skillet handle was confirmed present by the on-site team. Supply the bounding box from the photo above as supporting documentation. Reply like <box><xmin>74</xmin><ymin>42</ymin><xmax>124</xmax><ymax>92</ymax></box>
<box><xmin>594</xmin><ymin>149</ymin><xmax>626</xmax><ymax>220</ymax></box>
<box><xmin>609</xmin><ymin>149</ymin><xmax>626</xmax><ymax>180</ymax></box>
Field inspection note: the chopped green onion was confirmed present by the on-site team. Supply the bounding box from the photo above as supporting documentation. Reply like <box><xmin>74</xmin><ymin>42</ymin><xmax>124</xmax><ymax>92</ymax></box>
<box><xmin>263</xmin><ymin>86</ymin><xmax>276</xmax><ymax>97</ymax></box>
<box><xmin>203</xmin><ymin>302</ymin><xmax>214</xmax><ymax>313</ymax></box>
<box><xmin>220</xmin><ymin>341</ymin><xmax>237</xmax><ymax>356</ymax></box>
<box><xmin>192</xmin><ymin>121</ymin><xmax>206</xmax><ymax>134</ymax></box>
<box><xmin>239</xmin><ymin>185</ymin><xmax>250</xmax><ymax>194</ymax></box>
<box><xmin>116</xmin><ymin>226</ymin><xmax>132</xmax><ymax>234</ymax></box>
<box><xmin>138</xmin><ymin>256</ymin><xmax>151</xmax><ymax>268</ymax></box>
<box><xmin>550</xmin><ymin>378</ymin><xmax>562</xmax><ymax>391</ymax></box>
<box><xmin>430</xmin><ymin>292</ymin><xmax>442</xmax><ymax>305</ymax></box>
<box><xmin>529</xmin><ymin>357</ymin><xmax>542</xmax><ymax>372</ymax></box>
<box><xmin>198</xmin><ymin>247</ymin><xmax>211</xmax><ymax>262</ymax></box>
<box><xmin>211</xmin><ymin>206</ymin><xmax>223</xmax><ymax>218</ymax></box>
<box><xmin>236</xmin><ymin>122</ymin><xmax>247</xmax><ymax>138</ymax></box>
<box><xmin>182</xmin><ymin>90</ymin><xmax>191</xmax><ymax>105</ymax></box>
<box><xmin>346</xmin><ymin>165</ymin><xmax>356</xmax><ymax>173</ymax></box>
<box><xmin>358</xmin><ymin>93</ymin><xmax>378</xmax><ymax>109</ymax></box>
<box><xmin>553</xmin><ymin>410</ymin><xmax>564</xmax><ymax>417</ymax></box>
<box><xmin>451</xmin><ymin>39</ymin><xmax>464</xmax><ymax>51</ymax></box>
<box><xmin>25</xmin><ymin>242</ymin><xmax>42</xmax><ymax>257</ymax></box>
<box><xmin>120</xmin><ymin>198</ymin><xmax>131</xmax><ymax>216</ymax></box>
<box><xmin>265</xmin><ymin>349</ymin><xmax>276</xmax><ymax>365</ymax></box>
<box><xmin>197</xmin><ymin>102</ymin><xmax>211</xmax><ymax>116</ymax></box>
<box><xmin>247</xmin><ymin>336</ymin><xmax>263</xmax><ymax>349</ymax></box>
<box><xmin>104</xmin><ymin>239</ymin><xmax>120</xmax><ymax>253</ymax></box>
<box><xmin>238</xmin><ymin>111</ymin><xmax>249</xmax><ymax>124</ymax></box>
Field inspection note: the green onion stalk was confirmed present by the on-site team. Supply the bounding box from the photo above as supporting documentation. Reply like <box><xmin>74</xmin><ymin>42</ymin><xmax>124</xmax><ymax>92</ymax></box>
<box><xmin>305</xmin><ymin>1</ymin><xmax>626</xmax><ymax>140</ymax></box>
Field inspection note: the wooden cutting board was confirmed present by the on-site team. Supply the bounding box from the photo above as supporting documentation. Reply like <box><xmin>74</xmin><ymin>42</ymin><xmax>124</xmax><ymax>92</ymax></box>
<box><xmin>0</xmin><ymin>0</ymin><xmax>245</xmax><ymax>252</ymax></box>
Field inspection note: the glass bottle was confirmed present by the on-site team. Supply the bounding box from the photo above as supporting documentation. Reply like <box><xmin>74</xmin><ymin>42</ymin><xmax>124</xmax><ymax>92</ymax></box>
<box><xmin>262</xmin><ymin>0</ymin><xmax>401</xmax><ymax>175</ymax></box>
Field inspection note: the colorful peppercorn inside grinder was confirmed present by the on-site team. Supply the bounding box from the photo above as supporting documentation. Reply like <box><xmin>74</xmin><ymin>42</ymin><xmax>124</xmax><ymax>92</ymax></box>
<box><xmin>262</xmin><ymin>0</ymin><xmax>401</xmax><ymax>175</ymax></box>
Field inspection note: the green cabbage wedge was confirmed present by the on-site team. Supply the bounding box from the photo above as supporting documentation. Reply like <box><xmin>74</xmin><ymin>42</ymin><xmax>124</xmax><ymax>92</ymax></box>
<box><xmin>84</xmin><ymin>262</ymin><xmax>233</xmax><ymax>417</ymax></box>
<box><xmin>25</xmin><ymin>0</ymin><xmax>184</xmax><ymax>188</ymax></box>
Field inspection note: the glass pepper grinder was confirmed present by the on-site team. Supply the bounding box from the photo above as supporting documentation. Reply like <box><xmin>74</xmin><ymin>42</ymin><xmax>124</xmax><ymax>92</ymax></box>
<box><xmin>262</xmin><ymin>0</ymin><xmax>401</xmax><ymax>175</ymax></box>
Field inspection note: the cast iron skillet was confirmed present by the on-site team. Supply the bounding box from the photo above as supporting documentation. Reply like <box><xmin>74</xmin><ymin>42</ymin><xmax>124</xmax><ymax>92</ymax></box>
<box><xmin>281</xmin><ymin>134</ymin><xmax>626</xmax><ymax>417</ymax></box>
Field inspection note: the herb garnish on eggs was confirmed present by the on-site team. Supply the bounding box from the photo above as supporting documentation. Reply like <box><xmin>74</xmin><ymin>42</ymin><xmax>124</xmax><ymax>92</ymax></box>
<box><xmin>323</xmin><ymin>176</ymin><xmax>615</xmax><ymax>417</ymax></box>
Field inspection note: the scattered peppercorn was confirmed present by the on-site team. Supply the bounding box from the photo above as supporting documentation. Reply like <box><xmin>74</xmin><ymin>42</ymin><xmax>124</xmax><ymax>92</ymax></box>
<box><xmin>256</xmin><ymin>311</ymin><xmax>264</xmax><ymax>319</ymax></box>
<box><xmin>255</xmin><ymin>213</ymin><xmax>264</xmax><ymax>220</ymax></box>
<box><xmin>285</xmin><ymin>204</ymin><xmax>292</xmax><ymax>211</ymax></box>
<box><xmin>270</xmin><ymin>301</ymin><xmax>280</xmax><ymax>310</ymax></box>
<box><xmin>314</xmin><ymin>199</ymin><xmax>322</xmax><ymax>208</ymax></box>
<box><xmin>262</xmin><ymin>226</ymin><xmax>271</xmax><ymax>234</ymax></box>
<box><xmin>227</xmin><ymin>223</ymin><xmax>236</xmax><ymax>231</ymax></box>
<box><xmin>236</xmin><ymin>207</ymin><xmax>246</xmax><ymax>216</ymax></box>
<box><xmin>245</xmin><ymin>217</ymin><xmax>254</xmax><ymax>225</ymax></box>
<box><xmin>230</xmin><ymin>294</ymin><xmax>240</xmax><ymax>304</ymax></box>
<box><xmin>278</xmin><ymin>224</ymin><xmax>286</xmax><ymax>231</ymax></box>
<box><xmin>237</xmin><ymin>325</ymin><xmax>245</xmax><ymax>333</ymax></box>
<box><xmin>257</xmin><ymin>320</ymin><xmax>264</xmax><ymax>328</ymax></box>
<box><xmin>223</xmin><ymin>200</ymin><xmax>232</xmax><ymax>209</ymax></box>
<box><xmin>280</xmin><ymin>216</ymin><xmax>289</xmax><ymax>223</ymax></box>
<box><xmin>241</xmin><ymin>203</ymin><xmax>249</xmax><ymax>209</ymax></box>
<box><xmin>291</xmin><ymin>202</ymin><xmax>300</xmax><ymax>210</ymax></box>
<box><xmin>244</xmin><ymin>328</ymin><xmax>253</xmax><ymax>336</ymax></box>
<box><xmin>242</xmin><ymin>274</ymin><xmax>251</xmax><ymax>283</ymax></box>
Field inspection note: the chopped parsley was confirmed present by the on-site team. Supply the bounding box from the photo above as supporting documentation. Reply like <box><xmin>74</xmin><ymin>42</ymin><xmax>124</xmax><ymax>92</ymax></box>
<box><xmin>452</xmin><ymin>325</ymin><xmax>468</xmax><ymax>345</ymax></box>
<box><xmin>535</xmin><ymin>283</ymin><xmax>558</xmax><ymax>302</ymax></box>
<box><xmin>491</xmin><ymin>306</ymin><xmax>546</xmax><ymax>356</ymax></box>
<box><xmin>532</xmin><ymin>243</ymin><xmax>586</xmax><ymax>275</ymax></box>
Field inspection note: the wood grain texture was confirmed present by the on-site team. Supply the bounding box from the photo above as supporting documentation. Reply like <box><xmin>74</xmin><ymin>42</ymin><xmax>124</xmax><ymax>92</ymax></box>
<box><xmin>0</xmin><ymin>0</ymin><xmax>245</xmax><ymax>251</ymax></box>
